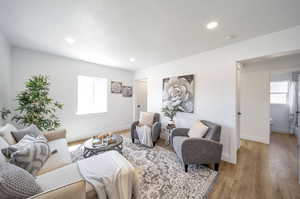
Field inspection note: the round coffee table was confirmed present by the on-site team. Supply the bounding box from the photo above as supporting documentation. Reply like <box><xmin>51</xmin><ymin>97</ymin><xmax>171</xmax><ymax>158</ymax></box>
<box><xmin>83</xmin><ymin>135</ymin><xmax>123</xmax><ymax>158</ymax></box>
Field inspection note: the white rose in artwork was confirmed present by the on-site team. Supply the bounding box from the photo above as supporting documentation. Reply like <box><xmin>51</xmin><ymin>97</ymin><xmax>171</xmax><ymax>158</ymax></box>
<box><xmin>163</xmin><ymin>75</ymin><xmax>194</xmax><ymax>113</ymax></box>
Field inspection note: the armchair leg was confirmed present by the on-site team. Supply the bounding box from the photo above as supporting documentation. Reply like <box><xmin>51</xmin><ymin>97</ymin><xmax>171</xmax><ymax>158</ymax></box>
<box><xmin>153</xmin><ymin>141</ymin><xmax>156</xmax><ymax>146</ymax></box>
<box><xmin>214</xmin><ymin>163</ymin><xmax>219</xmax><ymax>171</ymax></box>
<box><xmin>132</xmin><ymin>138</ymin><xmax>135</xmax><ymax>143</ymax></box>
<box><xmin>184</xmin><ymin>164</ymin><xmax>188</xmax><ymax>172</ymax></box>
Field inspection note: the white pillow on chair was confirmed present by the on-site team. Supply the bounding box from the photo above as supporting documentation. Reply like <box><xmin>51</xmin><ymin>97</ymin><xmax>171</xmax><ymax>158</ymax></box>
<box><xmin>188</xmin><ymin>121</ymin><xmax>209</xmax><ymax>138</ymax></box>
<box><xmin>139</xmin><ymin>112</ymin><xmax>155</xmax><ymax>126</ymax></box>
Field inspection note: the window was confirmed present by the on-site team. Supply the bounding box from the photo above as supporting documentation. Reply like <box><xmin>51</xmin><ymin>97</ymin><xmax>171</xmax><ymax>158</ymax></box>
<box><xmin>77</xmin><ymin>75</ymin><xmax>108</xmax><ymax>115</ymax></box>
<box><xmin>270</xmin><ymin>81</ymin><xmax>289</xmax><ymax>104</ymax></box>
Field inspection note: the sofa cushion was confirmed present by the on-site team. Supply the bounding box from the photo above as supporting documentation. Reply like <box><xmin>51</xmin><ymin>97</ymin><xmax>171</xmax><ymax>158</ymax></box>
<box><xmin>37</xmin><ymin>138</ymin><xmax>72</xmax><ymax>175</ymax></box>
<box><xmin>3</xmin><ymin>135</ymin><xmax>50</xmax><ymax>175</ymax></box>
<box><xmin>188</xmin><ymin>121</ymin><xmax>208</xmax><ymax>138</ymax></box>
<box><xmin>0</xmin><ymin>137</ymin><xmax>9</xmax><ymax>163</ymax></box>
<box><xmin>12</xmin><ymin>124</ymin><xmax>47</xmax><ymax>143</ymax></box>
<box><xmin>0</xmin><ymin>162</ymin><xmax>42</xmax><ymax>199</ymax></box>
<box><xmin>0</xmin><ymin>123</ymin><xmax>18</xmax><ymax>145</ymax></box>
<box><xmin>36</xmin><ymin>163</ymin><xmax>82</xmax><ymax>191</ymax></box>
<box><xmin>36</xmin><ymin>163</ymin><xmax>97</xmax><ymax>199</ymax></box>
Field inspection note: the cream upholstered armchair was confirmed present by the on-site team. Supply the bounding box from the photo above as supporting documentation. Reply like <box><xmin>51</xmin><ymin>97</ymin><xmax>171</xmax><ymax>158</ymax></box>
<box><xmin>131</xmin><ymin>113</ymin><xmax>161</xmax><ymax>146</ymax></box>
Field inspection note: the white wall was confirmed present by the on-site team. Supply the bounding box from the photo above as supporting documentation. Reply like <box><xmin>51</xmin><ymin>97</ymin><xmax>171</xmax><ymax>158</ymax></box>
<box><xmin>0</xmin><ymin>32</ymin><xmax>11</xmax><ymax>125</ymax></box>
<box><xmin>135</xmin><ymin>25</ymin><xmax>300</xmax><ymax>163</ymax></box>
<box><xmin>11</xmin><ymin>47</ymin><xmax>134</xmax><ymax>142</ymax></box>
<box><xmin>270</xmin><ymin>72</ymin><xmax>293</xmax><ymax>133</ymax></box>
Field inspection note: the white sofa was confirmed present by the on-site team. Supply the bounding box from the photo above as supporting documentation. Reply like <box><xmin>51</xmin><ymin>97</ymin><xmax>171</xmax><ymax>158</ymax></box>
<box><xmin>0</xmin><ymin>129</ymin><xmax>97</xmax><ymax>199</ymax></box>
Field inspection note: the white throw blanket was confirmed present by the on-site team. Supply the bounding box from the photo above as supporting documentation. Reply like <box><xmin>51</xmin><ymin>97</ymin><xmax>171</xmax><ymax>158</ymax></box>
<box><xmin>136</xmin><ymin>125</ymin><xmax>153</xmax><ymax>147</ymax></box>
<box><xmin>77</xmin><ymin>151</ymin><xmax>135</xmax><ymax>199</ymax></box>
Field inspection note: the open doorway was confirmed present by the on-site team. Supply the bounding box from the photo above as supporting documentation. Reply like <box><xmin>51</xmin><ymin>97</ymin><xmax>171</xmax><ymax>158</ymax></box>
<box><xmin>134</xmin><ymin>79</ymin><xmax>148</xmax><ymax>121</ymax></box>
<box><xmin>237</xmin><ymin>51</ymin><xmax>300</xmax><ymax>145</ymax></box>
<box><xmin>235</xmin><ymin>51</ymin><xmax>300</xmax><ymax>184</ymax></box>
<box><xmin>270</xmin><ymin>71</ymin><xmax>300</xmax><ymax>135</ymax></box>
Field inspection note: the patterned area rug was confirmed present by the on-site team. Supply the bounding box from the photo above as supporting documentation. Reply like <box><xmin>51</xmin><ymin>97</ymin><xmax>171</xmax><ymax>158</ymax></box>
<box><xmin>71</xmin><ymin>137</ymin><xmax>218</xmax><ymax>199</ymax></box>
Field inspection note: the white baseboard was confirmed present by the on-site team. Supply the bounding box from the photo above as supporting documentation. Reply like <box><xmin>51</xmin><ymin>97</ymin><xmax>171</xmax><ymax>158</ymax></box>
<box><xmin>240</xmin><ymin>134</ymin><xmax>269</xmax><ymax>144</ymax></box>
<box><xmin>67</xmin><ymin>123</ymin><xmax>131</xmax><ymax>142</ymax></box>
<box><xmin>271</xmin><ymin>127</ymin><xmax>291</xmax><ymax>134</ymax></box>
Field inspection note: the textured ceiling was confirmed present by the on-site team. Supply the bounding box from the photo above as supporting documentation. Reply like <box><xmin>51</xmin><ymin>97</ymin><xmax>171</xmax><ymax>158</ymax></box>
<box><xmin>0</xmin><ymin>0</ymin><xmax>300</xmax><ymax>70</ymax></box>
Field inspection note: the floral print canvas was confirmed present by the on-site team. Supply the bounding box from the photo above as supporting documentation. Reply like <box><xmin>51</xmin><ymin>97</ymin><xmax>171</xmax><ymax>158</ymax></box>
<box><xmin>162</xmin><ymin>75</ymin><xmax>194</xmax><ymax>113</ymax></box>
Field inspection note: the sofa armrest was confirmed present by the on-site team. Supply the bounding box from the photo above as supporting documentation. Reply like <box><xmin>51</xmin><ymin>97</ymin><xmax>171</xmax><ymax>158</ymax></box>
<box><xmin>152</xmin><ymin>122</ymin><xmax>161</xmax><ymax>141</ymax></box>
<box><xmin>29</xmin><ymin>180</ymin><xmax>86</xmax><ymax>199</ymax></box>
<box><xmin>181</xmin><ymin>138</ymin><xmax>223</xmax><ymax>164</ymax></box>
<box><xmin>43</xmin><ymin>129</ymin><xmax>67</xmax><ymax>141</ymax></box>
<box><xmin>170</xmin><ymin>128</ymin><xmax>189</xmax><ymax>146</ymax></box>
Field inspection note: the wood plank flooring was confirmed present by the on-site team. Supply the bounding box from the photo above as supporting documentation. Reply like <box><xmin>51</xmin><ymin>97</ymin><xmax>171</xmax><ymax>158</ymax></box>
<box><xmin>69</xmin><ymin>132</ymin><xmax>300</xmax><ymax>199</ymax></box>
<box><xmin>209</xmin><ymin>133</ymin><xmax>300</xmax><ymax>199</ymax></box>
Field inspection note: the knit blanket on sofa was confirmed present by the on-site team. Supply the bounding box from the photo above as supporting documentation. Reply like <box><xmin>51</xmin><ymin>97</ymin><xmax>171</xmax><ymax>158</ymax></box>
<box><xmin>77</xmin><ymin>150</ymin><xmax>135</xmax><ymax>199</ymax></box>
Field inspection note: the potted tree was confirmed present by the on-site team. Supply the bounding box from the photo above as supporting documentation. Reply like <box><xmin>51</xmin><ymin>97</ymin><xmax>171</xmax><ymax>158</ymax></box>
<box><xmin>2</xmin><ymin>75</ymin><xmax>63</xmax><ymax>131</ymax></box>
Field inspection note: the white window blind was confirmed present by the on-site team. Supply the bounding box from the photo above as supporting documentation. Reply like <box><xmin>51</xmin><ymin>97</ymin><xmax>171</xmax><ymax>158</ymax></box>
<box><xmin>270</xmin><ymin>81</ymin><xmax>289</xmax><ymax>104</ymax></box>
<box><xmin>77</xmin><ymin>75</ymin><xmax>107</xmax><ymax>115</ymax></box>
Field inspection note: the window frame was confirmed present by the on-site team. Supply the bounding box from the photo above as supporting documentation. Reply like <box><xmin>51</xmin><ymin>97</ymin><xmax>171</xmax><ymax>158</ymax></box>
<box><xmin>76</xmin><ymin>75</ymin><xmax>108</xmax><ymax>115</ymax></box>
<box><xmin>270</xmin><ymin>81</ymin><xmax>289</xmax><ymax>105</ymax></box>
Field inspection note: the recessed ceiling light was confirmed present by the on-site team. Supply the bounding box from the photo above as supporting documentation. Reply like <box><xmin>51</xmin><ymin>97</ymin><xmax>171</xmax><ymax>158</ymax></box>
<box><xmin>206</xmin><ymin>21</ymin><xmax>219</xmax><ymax>30</ymax></box>
<box><xmin>129</xmin><ymin>57</ymin><xmax>136</xmax><ymax>62</ymax></box>
<box><xmin>65</xmin><ymin>37</ymin><xmax>76</xmax><ymax>45</ymax></box>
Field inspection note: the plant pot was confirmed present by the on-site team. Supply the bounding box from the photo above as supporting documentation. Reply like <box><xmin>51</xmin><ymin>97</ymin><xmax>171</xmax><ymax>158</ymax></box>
<box><xmin>168</xmin><ymin>120</ymin><xmax>175</xmax><ymax>125</ymax></box>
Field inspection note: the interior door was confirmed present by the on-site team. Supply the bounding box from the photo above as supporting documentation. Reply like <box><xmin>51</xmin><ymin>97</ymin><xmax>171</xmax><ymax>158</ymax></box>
<box><xmin>135</xmin><ymin>80</ymin><xmax>148</xmax><ymax>120</ymax></box>
<box><xmin>240</xmin><ymin>69</ymin><xmax>270</xmax><ymax>144</ymax></box>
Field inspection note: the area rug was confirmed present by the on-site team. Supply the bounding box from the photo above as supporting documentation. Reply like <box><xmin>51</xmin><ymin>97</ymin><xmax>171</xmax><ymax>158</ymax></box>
<box><xmin>71</xmin><ymin>137</ymin><xmax>218</xmax><ymax>199</ymax></box>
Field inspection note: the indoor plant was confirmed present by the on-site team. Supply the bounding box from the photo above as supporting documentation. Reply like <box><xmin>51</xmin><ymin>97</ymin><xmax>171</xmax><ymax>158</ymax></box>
<box><xmin>5</xmin><ymin>75</ymin><xmax>63</xmax><ymax>131</ymax></box>
<box><xmin>161</xmin><ymin>103</ymin><xmax>183</xmax><ymax>123</ymax></box>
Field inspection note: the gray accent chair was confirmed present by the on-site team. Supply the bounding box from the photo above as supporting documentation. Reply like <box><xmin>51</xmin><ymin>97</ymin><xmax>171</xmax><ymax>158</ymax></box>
<box><xmin>170</xmin><ymin>120</ymin><xmax>223</xmax><ymax>172</ymax></box>
<box><xmin>131</xmin><ymin>113</ymin><xmax>161</xmax><ymax>146</ymax></box>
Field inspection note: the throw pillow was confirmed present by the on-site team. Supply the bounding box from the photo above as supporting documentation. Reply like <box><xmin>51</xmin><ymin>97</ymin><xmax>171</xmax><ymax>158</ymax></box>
<box><xmin>0</xmin><ymin>137</ymin><xmax>9</xmax><ymax>164</ymax></box>
<box><xmin>0</xmin><ymin>162</ymin><xmax>42</xmax><ymax>199</ymax></box>
<box><xmin>0</xmin><ymin>123</ymin><xmax>18</xmax><ymax>145</ymax></box>
<box><xmin>2</xmin><ymin>135</ymin><xmax>50</xmax><ymax>175</ymax></box>
<box><xmin>139</xmin><ymin>112</ymin><xmax>155</xmax><ymax>126</ymax></box>
<box><xmin>12</xmin><ymin>124</ymin><xmax>47</xmax><ymax>143</ymax></box>
<box><xmin>188</xmin><ymin>121</ymin><xmax>209</xmax><ymax>138</ymax></box>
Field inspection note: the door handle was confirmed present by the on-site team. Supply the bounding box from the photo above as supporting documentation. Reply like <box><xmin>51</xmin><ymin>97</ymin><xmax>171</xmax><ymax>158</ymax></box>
<box><xmin>237</xmin><ymin>112</ymin><xmax>242</xmax><ymax>115</ymax></box>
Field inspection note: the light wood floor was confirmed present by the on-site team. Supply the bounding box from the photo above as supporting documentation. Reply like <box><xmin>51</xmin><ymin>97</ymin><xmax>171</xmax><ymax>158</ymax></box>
<box><xmin>209</xmin><ymin>133</ymin><xmax>300</xmax><ymax>199</ymax></box>
<box><xmin>69</xmin><ymin>132</ymin><xmax>300</xmax><ymax>199</ymax></box>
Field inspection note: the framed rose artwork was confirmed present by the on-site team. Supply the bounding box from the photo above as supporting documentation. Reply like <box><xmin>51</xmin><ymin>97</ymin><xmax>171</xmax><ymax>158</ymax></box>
<box><xmin>162</xmin><ymin>74</ymin><xmax>194</xmax><ymax>113</ymax></box>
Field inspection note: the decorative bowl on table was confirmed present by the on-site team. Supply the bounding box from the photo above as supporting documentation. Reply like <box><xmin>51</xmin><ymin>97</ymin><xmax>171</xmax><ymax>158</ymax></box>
<box><xmin>92</xmin><ymin>136</ymin><xmax>106</xmax><ymax>147</ymax></box>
